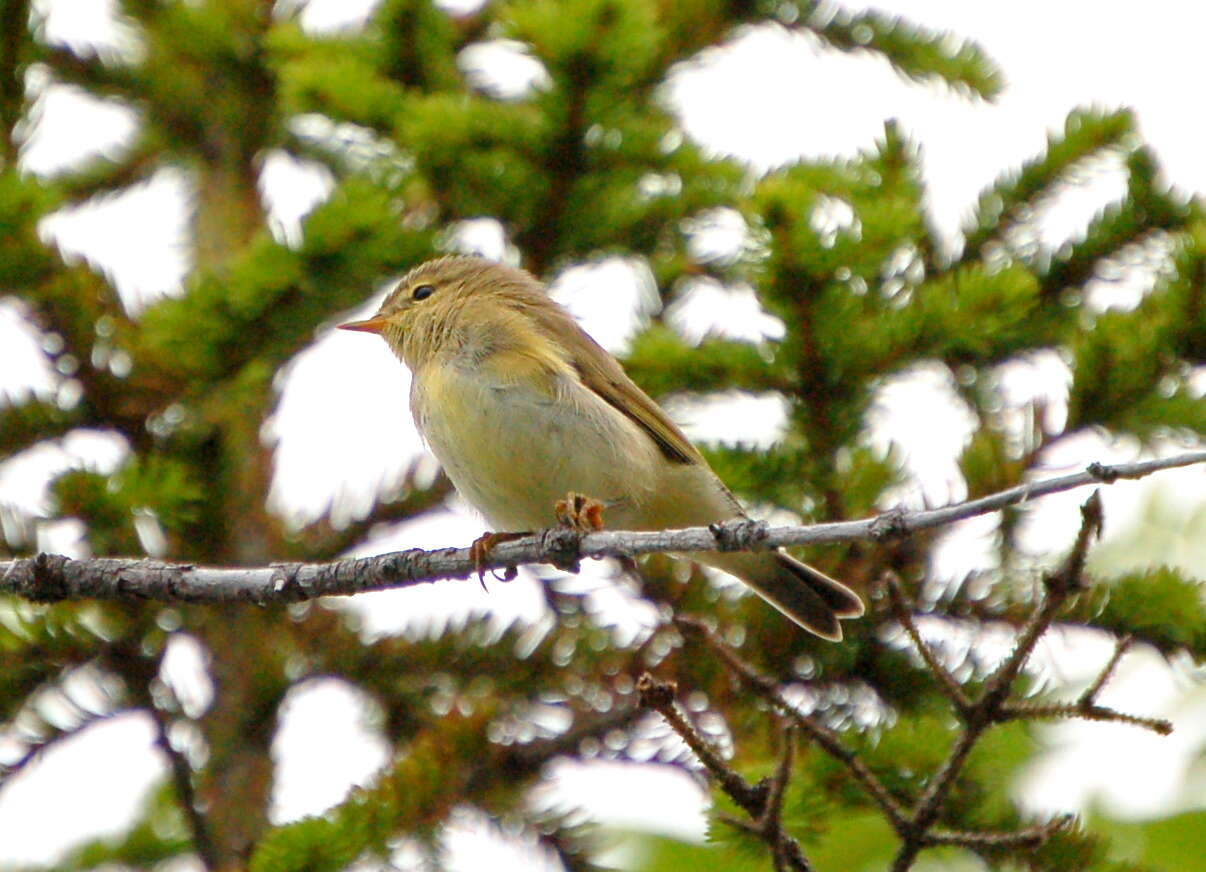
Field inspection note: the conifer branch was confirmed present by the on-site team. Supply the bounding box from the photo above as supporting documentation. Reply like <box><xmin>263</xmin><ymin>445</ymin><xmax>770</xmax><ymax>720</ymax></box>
<box><xmin>886</xmin><ymin>492</ymin><xmax>1117</xmax><ymax>871</ymax></box>
<box><xmin>675</xmin><ymin>616</ymin><xmax>912</xmax><ymax>832</ymax></box>
<box><xmin>637</xmin><ymin>674</ymin><xmax>814</xmax><ymax>872</ymax></box>
<box><xmin>882</xmin><ymin>573</ymin><xmax>971</xmax><ymax>713</ymax></box>
<box><xmin>669</xmin><ymin>491</ymin><xmax>1172</xmax><ymax>871</ymax></box>
<box><xmin>2</xmin><ymin>451</ymin><xmax>1202</xmax><ymax>605</ymax></box>
<box><xmin>148</xmin><ymin>703</ymin><xmax>219</xmax><ymax>871</ymax></box>
<box><xmin>998</xmin><ymin>633</ymin><xmax>1173</xmax><ymax>735</ymax></box>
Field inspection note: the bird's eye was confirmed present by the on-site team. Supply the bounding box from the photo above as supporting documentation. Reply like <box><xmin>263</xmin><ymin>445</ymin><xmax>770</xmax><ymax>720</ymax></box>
<box><xmin>411</xmin><ymin>283</ymin><xmax>436</xmax><ymax>301</ymax></box>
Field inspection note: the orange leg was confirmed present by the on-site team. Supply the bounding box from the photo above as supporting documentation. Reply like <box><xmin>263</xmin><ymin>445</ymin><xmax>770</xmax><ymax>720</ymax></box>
<box><xmin>554</xmin><ymin>492</ymin><xmax>606</xmax><ymax>532</ymax></box>
<box><xmin>469</xmin><ymin>531</ymin><xmax>527</xmax><ymax>588</ymax></box>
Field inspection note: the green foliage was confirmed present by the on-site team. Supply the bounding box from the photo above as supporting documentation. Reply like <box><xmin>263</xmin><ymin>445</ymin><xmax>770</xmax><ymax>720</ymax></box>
<box><xmin>270</xmin><ymin>24</ymin><xmax>408</xmax><ymax>132</ymax></box>
<box><xmin>701</xmin><ymin>439</ymin><xmax>821</xmax><ymax>513</ymax></box>
<box><xmin>902</xmin><ymin>263</ymin><xmax>1049</xmax><ymax>364</ymax></box>
<box><xmin>632</xmin><ymin>832</ymin><xmax>767</xmax><ymax>872</ymax></box>
<box><xmin>505</xmin><ymin>0</ymin><xmax>665</xmax><ymax>90</ymax></box>
<box><xmin>799</xmin><ymin>4</ymin><xmax>1003</xmax><ymax>99</ymax></box>
<box><xmin>0</xmin><ymin>172</ymin><xmax>60</xmax><ymax>287</ymax></box>
<box><xmin>250</xmin><ymin>715</ymin><xmax>486</xmax><ymax>872</ymax></box>
<box><xmin>0</xmin><ymin>599</ymin><xmax>114</xmax><ymax>712</ymax></box>
<box><xmin>625</xmin><ymin>324</ymin><xmax>788</xmax><ymax>395</ymax></box>
<box><xmin>0</xmin><ymin>399</ymin><xmax>82</xmax><ymax>456</ymax></box>
<box><xmin>0</xmin><ymin>1</ymin><xmax>1202</xmax><ymax>870</ymax></box>
<box><xmin>964</xmin><ymin>108</ymin><xmax>1136</xmax><ymax>259</ymax></box>
<box><xmin>19</xmin><ymin>783</ymin><xmax>194</xmax><ymax>872</ymax></box>
<box><xmin>958</xmin><ymin>426</ymin><xmax>1021</xmax><ymax>500</ymax></box>
<box><xmin>1078</xmin><ymin>567</ymin><xmax>1206</xmax><ymax>658</ymax></box>
<box><xmin>802</xmin><ymin>811</ymin><xmax>902</xmax><ymax>872</ymax></box>
<box><xmin>1091</xmin><ymin>809</ymin><xmax>1206</xmax><ymax>871</ymax></box>
<box><xmin>400</xmin><ymin>93</ymin><xmax>552</xmax><ymax>226</ymax></box>
<box><xmin>1043</xmin><ymin>149</ymin><xmax>1193</xmax><ymax>295</ymax></box>
<box><xmin>138</xmin><ymin>178</ymin><xmax>431</xmax><ymax>384</ymax></box>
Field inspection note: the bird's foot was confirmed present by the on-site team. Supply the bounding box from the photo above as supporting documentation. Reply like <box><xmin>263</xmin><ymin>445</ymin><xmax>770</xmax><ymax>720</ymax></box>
<box><xmin>469</xmin><ymin>531</ymin><xmax>527</xmax><ymax>589</ymax></box>
<box><xmin>555</xmin><ymin>492</ymin><xmax>606</xmax><ymax>532</ymax></box>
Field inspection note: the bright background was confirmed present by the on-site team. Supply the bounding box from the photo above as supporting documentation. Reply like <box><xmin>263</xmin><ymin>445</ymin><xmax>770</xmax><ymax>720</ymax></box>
<box><xmin>1</xmin><ymin>0</ymin><xmax>1204</xmax><ymax>867</ymax></box>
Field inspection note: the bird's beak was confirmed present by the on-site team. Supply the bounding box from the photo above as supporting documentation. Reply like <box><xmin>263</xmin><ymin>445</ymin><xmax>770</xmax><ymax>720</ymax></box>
<box><xmin>339</xmin><ymin>316</ymin><xmax>391</xmax><ymax>335</ymax></box>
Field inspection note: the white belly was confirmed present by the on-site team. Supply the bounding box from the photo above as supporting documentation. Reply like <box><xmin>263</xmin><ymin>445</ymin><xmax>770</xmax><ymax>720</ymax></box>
<box><xmin>411</xmin><ymin>361</ymin><xmax>663</xmax><ymax>531</ymax></box>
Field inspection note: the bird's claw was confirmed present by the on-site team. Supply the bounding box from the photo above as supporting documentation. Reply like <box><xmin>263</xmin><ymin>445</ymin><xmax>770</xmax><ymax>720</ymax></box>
<box><xmin>469</xmin><ymin>531</ymin><xmax>526</xmax><ymax>589</ymax></box>
<box><xmin>554</xmin><ymin>492</ymin><xmax>606</xmax><ymax>532</ymax></box>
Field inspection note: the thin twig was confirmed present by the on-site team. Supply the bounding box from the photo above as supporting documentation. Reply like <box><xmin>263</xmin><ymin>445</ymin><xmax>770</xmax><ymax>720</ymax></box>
<box><xmin>147</xmin><ymin>705</ymin><xmax>219</xmax><ymax>870</ymax></box>
<box><xmin>1080</xmin><ymin>634</ymin><xmax>1132</xmax><ymax>704</ymax></box>
<box><xmin>922</xmin><ymin>818</ymin><xmax>1073</xmax><ymax>849</ymax></box>
<box><xmin>636</xmin><ymin>674</ymin><xmax>813</xmax><ymax>872</ymax></box>
<box><xmin>890</xmin><ymin>492</ymin><xmax>1104</xmax><ymax>871</ymax></box>
<box><xmin>881</xmin><ymin>573</ymin><xmax>970</xmax><ymax>712</ymax></box>
<box><xmin>763</xmin><ymin>722</ymin><xmax>798</xmax><ymax>872</ymax></box>
<box><xmin>4</xmin><ymin>453</ymin><xmax>1202</xmax><ymax>604</ymax></box>
<box><xmin>675</xmin><ymin>492</ymin><xmax>1140</xmax><ymax>871</ymax></box>
<box><xmin>674</xmin><ymin>614</ymin><xmax>1073</xmax><ymax>865</ymax></box>
<box><xmin>999</xmin><ymin>634</ymin><xmax>1173</xmax><ymax>735</ymax></box>
<box><xmin>999</xmin><ymin>700</ymin><xmax>1173</xmax><ymax>735</ymax></box>
<box><xmin>106</xmin><ymin>642</ymin><xmax>220</xmax><ymax>871</ymax></box>
<box><xmin>676</xmin><ymin>616</ymin><xmax>911</xmax><ymax>831</ymax></box>
<box><xmin>636</xmin><ymin>674</ymin><xmax>767</xmax><ymax>817</ymax></box>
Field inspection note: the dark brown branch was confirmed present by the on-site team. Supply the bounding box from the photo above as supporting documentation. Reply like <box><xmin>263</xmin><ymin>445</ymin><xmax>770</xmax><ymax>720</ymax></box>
<box><xmin>676</xmin><ymin>616</ymin><xmax>911</xmax><ymax>831</ymax></box>
<box><xmin>1080</xmin><ymin>633</ymin><xmax>1131</xmax><ymax>703</ymax></box>
<box><xmin>102</xmin><ymin>641</ymin><xmax>220</xmax><ymax>870</ymax></box>
<box><xmin>637</xmin><ymin>673</ymin><xmax>813</xmax><ymax>872</ymax></box>
<box><xmin>636</xmin><ymin>674</ymin><xmax>767</xmax><ymax>816</ymax></box>
<box><xmin>4</xmin><ymin>452</ymin><xmax>1203</xmax><ymax>605</ymax></box>
<box><xmin>763</xmin><ymin>723</ymin><xmax>798</xmax><ymax>872</ymax></box>
<box><xmin>146</xmin><ymin>704</ymin><xmax>219</xmax><ymax>870</ymax></box>
<box><xmin>889</xmin><ymin>492</ymin><xmax>1103</xmax><ymax>871</ymax></box>
<box><xmin>999</xmin><ymin>634</ymin><xmax>1172</xmax><ymax>735</ymax></box>
<box><xmin>882</xmin><ymin>572</ymin><xmax>970</xmax><ymax>712</ymax></box>
<box><xmin>674</xmin><ymin>491</ymin><xmax>1143</xmax><ymax>872</ymax></box>
<box><xmin>923</xmin><ymin>818</ymin><xmax>1073</xmax><ymax>850</ymax></box>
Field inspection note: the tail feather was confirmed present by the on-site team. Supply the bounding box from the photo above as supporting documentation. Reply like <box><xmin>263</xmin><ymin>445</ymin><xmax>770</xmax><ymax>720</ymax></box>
<box><xmin>775</xmin><ymin>553</ymin><xmax>865</xmax><ymax>618</ymax></box>
<box><xmin>696</xmin><ymin>550</ymin><xmax>864</xmax><ymax>641</ymax></box>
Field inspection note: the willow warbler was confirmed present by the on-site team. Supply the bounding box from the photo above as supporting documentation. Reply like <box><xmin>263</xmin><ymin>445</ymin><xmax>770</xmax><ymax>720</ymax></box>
<box><xmin>341</xmin><ymin>256</ymin><xmax>863</xmax><ymax>639</ymax></box>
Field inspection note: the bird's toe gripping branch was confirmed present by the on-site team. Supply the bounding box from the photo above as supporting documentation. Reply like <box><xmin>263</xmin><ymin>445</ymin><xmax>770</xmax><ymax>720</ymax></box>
<box><xmin>554</xmin><ymin>492</ymin><xmax>606</xmax><ymax>533</ymax></box>
<box><xmin>469</xmin><ymin>531</ymin><xmax>526</xmax><ymax>588</ymax></box>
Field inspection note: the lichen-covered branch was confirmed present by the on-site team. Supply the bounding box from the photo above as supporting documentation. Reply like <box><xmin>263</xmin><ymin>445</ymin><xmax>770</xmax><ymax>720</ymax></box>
<box><xmin>2</xmin><ymin>452</ymin><xmax>1203</xmax><ymax>605</ymax></box>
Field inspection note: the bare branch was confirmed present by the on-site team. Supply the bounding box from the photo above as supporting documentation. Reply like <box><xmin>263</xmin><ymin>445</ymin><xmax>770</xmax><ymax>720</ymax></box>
<box><xmin>675</xmin><ymin>616</ymin><xmax>911</xmax><ymax>832</ymax></box>
<box><xmin>1000</xmin><ymin>634</ymin><xmax>1173</xmax><ymax>735</ymax></box>
<box><xmin>677</xmin><ymin>489</ymin><xmax>1163</xmax><ymax>872</ymax></box>
<box><xmin>890</xmin><ymin>492</ymin><xmax>1107</xmax><ymax>871</ymax></box>
<box><xmin>637</xmin><ymin>674</ymin><xmax>813</xmax><ymax>872</ymax></box>
<box><xmin>147</xmin><ymin>704</ymin><xmax>219</xmax><ymax>869</ymax></box>
<box><xmin>881</xmin><ymin>572</ymin><xmax>971</xmax><ymax>713</ymax></box>
<box><xmin>636</xmin><ymin>674</ymin><xmax>768</xmax><ymax>817</ymax></box>
<box><xmin>922</xmin><ymin>817</ymin><xmax>1073</xmax><ymax>850</ymax></box>
<box><xmin>3</xmin><ymin>452</ymin><xmax>1203</xmax><ymax>605</ymax></box>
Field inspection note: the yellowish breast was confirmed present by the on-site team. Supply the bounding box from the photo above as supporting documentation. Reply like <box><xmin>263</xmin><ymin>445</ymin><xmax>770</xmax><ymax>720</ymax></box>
<box><xmin>410</xmin><ymin>353</ymin><xmax>665</xmax><ymax>531</ymax></box>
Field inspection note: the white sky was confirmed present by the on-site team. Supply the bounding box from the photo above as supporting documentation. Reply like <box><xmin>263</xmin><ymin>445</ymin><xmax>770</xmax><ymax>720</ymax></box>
<box><xmin>1</xmin><ymin>0</ymin><xmax>1204</xmax><ymax>867</ymax></box>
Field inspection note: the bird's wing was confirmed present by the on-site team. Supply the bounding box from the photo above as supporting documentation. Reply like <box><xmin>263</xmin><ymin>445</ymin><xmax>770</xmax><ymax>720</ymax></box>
<box><xmin>532</xmin><ymin>304</ymin><xmax>703</xmax><ymax>466</ymax></box>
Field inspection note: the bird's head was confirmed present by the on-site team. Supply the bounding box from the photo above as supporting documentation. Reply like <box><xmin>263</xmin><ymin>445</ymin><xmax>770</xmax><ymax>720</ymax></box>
<box><xmin>340</xmin><ymin>255</ymin><xmax>548</xmax><ymax>370</ymax></box>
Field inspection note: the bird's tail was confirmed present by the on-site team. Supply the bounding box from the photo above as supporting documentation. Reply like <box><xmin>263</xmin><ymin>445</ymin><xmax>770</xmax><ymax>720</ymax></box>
<box><xmin>695</xmin><ymin>550</ymin><xmax>864</xmax><ymax>640</ymax></box>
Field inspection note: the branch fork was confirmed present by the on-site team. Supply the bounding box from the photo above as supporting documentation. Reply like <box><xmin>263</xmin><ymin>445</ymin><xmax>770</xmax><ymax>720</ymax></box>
<box><xmin>657</xmin><ymin>490</ymin><xmax>1176</xmax><ymax>871</ymax></box>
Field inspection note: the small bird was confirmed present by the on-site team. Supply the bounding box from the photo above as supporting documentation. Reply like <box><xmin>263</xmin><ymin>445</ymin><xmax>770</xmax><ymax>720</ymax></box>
<box><xmin>341</xmin><ymin>256</ymin><xmax>863</xmax><ymax>639</ymax></box>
